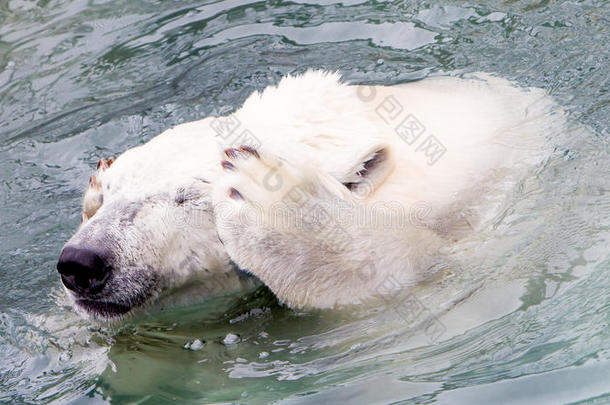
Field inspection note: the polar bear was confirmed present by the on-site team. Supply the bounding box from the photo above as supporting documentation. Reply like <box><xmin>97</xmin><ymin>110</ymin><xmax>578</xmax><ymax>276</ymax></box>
<box><xmin>56</xmin><ymin>71</ymin><xmax>560</xmax><ymax>320</ymax></box>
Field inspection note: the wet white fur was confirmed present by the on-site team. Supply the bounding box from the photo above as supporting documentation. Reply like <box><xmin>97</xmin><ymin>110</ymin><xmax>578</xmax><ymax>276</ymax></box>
<box><xmin>71</xmin><ymin>71</ymin><xmax>560</xmax><ymax>315</ymax></box>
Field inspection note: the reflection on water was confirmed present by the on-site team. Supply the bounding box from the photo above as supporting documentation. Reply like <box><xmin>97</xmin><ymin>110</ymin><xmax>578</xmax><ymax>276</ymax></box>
<box><xmin>0</xmin><ymin>0</ymin><xmax>608</xmax><ymax>403</ymax></box>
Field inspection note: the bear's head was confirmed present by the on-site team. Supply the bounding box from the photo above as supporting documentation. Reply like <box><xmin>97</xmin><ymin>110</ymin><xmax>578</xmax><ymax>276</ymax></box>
<box><xmin>56</xmin><ymin>120</ymin><xmax>260</xmax><ymax>320</ymax></box>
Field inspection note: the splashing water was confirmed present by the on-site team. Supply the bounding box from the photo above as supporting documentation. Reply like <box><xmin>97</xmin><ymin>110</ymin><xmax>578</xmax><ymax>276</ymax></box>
<box><xmin>0</xmin><ymin>0</ymin><xmax>608</xmax><ymax>403</ymax></box>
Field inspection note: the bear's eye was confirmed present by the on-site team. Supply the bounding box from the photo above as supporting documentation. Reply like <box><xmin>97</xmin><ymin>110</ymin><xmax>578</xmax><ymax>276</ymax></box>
<box><xmin>175</xmin><ymin>187</ymin><xmax>203</xmax><ymax>205</ymax></box>
<box><xmin>175</xmin><ymin>188</ymin><xmax>187</xmax><ymax>205</ymax></box>
<box><xmin>175</xmin><ymin>181</ymin><xmax>210</xmax><ymax>206</ymax></box>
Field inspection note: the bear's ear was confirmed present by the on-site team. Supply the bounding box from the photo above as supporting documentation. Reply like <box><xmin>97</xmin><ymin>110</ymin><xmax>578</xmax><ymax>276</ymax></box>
<box><xmin>341</xmin><ymin>145</ymin><xmax>393</xmax><ymax>199</ymax></box>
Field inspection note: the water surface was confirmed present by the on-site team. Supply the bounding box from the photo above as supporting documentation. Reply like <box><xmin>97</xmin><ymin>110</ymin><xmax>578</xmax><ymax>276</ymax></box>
<box><xmin>0</xmin><ymin>0</ymin><xmax>608</xmax><ymax>403</ymax></box>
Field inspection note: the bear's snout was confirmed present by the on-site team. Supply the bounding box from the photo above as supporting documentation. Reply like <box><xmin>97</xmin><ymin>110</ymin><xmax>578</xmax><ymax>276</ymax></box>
<box><xmin>57</xmin><ymin>246</ymin><xmax>112</xmax><ymax>295</ymax></box>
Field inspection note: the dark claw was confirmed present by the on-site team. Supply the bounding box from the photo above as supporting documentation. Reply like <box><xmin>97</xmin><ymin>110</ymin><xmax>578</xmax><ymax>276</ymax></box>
<box><xmin>221</xmin><ymin>160</ymin><xmax>235</xmax><ymax>171</ymax></box>
<box><xmin>229</xmin><ymin>188</ymin><xmax>244</xmax><ymax>200</ymax></box>
<box><xmin>224</xmin><ymin>148</ymin><xmax>239</xmax><ymax>159</ymax></box>
<box><xmin>238</xmin><ymin>145</ymin><xmax>260</xmax><ymax>158</ymax></box>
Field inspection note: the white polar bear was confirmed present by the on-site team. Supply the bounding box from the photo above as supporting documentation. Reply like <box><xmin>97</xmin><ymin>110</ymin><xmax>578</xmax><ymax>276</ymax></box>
<box><xmin>57</xmin><ymin>71</ymin><xmax>560</xmax><ymax>320</ymax></box>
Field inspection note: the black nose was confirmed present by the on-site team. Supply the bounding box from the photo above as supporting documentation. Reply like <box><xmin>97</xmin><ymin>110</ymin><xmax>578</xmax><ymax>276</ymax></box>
<box><xmin>57</xmin><ymin>246</ymin><xmax>111</xmax><ymax>294</ymax></box>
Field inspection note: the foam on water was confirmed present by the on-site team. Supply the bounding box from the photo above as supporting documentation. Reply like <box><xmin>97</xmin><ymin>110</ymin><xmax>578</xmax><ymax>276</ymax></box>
<box><xmin>0</xmin><ymin>0</ymin><xmax>608</xmax><ymax>403</ymax></box>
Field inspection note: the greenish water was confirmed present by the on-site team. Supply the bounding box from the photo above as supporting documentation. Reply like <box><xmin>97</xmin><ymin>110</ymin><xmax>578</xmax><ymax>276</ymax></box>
<box><xmin>1</xmin><ymin>0</ymin><xmax>609</xmax><ymax>403</ymax></box>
